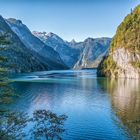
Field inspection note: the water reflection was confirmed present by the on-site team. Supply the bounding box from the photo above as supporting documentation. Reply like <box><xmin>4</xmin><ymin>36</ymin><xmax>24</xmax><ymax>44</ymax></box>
<box><xmin>98</xmin><ymin>78</ymin><xmax>140</xmax><ymax>139</ymax></box>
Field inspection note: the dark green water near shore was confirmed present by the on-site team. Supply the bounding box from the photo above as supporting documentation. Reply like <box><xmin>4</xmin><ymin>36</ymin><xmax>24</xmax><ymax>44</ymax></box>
<box><xmin>8</xmin><ymin>70</ymin><xmax>140</xmax><ymax>140</ymax></box>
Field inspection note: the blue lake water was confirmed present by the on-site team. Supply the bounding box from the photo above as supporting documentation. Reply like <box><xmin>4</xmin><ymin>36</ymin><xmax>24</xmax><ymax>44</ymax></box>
<box><xmin>9</xmin><ymin>70</ymin><xmax>140</xmax><ymax>140</ymax></box>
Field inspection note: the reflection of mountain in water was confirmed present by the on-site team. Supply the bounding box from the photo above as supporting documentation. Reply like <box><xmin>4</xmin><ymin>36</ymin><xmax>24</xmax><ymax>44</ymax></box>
<box><xmin>98</xmin><ymin>78</ymin><xmax>140</xmax><ymax>139</ymax></box>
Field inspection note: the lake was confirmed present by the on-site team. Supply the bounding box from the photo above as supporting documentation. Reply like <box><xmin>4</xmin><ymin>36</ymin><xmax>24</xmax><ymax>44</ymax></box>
<box><xmin>9</xmin><ymin>70</ymin><xmax>140</xmax><ymax>140</ymax></box>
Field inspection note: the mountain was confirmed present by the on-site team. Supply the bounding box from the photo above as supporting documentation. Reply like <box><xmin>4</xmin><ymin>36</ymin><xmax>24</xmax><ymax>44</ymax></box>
<box><xmin>33</xmin><ymin>32</ymin><xmax>80</xmax><ymax>68</ymax></box>
<box><xmin>0</xmin><ymin>15</ymin><xmax>110</xmax><ymax>71</ymax></box>
<box><xmin>73</xmin><ymin>38</ymin><xmax>111</xmax><ymax>69</ymax></box>
<box><xmin>0</xmin><ymin>15</ymin><xmax>49</xmax><ymax>73</ymax></box>
<box><xmin>33</xmin><ymin>31</ymin><xmax>111</xmax><ymax>69</ymax></box>
<box><xmin>97</xmin><ymin>4</ymin><xmax>140</xmax><ymax>79</ymax></box>
<box><xmin>6</xmin><ymin>18</ymin><xmax>68</xmax><ymax>70</ymax></box>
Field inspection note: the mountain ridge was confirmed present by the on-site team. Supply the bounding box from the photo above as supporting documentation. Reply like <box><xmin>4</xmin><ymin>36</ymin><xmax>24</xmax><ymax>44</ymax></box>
<box><xmin>6</xmin><ymin>18</ymin><xmax>68</xmax><ymax>70</ymax></box>
<box><xmin>33</xmin><ymin>31</ymin><xmax>111</xmax><ymax>69</ymax></box>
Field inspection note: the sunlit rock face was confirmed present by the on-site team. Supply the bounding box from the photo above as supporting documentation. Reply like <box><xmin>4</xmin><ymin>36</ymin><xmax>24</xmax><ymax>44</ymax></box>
<box><xmin>112</xmin><ymin>48</ymin><xmax>140</xmax><ymax>79</ymax></box>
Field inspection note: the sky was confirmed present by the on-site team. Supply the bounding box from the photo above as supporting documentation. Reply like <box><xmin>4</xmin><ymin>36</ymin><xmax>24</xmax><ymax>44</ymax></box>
<box><xmin>0</xmin><ymin>0</ymin><xmax>140</xmax><ymax>41</ymax></box>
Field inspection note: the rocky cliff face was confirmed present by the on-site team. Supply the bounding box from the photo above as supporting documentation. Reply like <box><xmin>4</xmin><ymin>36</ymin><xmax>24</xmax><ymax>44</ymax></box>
<box><xmin>73</xmin><ymin>38</ymin><xmax>111</xmax><ymax>69</ymax></box>
<box><xmin>6</xmin><ymin>18</ymin><xmax>67</xmax><ymax>70</ymax></box>
<box><xmin>33</xmin><ymin>31</ymin><xmax>111</xmax><ymax>69</ymax></box>
<box><xmin>112</xmin><ymin>48</ymin><xmax>140</xmax><ymax>78</ymax></box>
<box><xmin>97</xmin><ymin>4</ymin><xmax>140</xmax><ymax>79</ymax></box>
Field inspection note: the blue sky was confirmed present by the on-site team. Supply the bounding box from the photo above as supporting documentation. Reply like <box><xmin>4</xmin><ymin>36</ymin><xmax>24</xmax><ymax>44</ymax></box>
<box><xmin>0</xmin><ymin>0</ymin><xmax>139</xmax><ymax>41</ymax></box>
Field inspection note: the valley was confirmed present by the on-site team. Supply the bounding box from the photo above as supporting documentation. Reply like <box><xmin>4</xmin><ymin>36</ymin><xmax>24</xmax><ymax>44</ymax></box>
<box><xmin>0</xmin><ymin>1</ymin><xmax>140</xmax><ymax>140</ymax></box>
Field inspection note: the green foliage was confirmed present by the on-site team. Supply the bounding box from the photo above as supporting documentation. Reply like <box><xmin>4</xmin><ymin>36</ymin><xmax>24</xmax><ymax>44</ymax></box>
<box><xmin>31</xmin><ymin>110</ymin><xmax>67</xmax><ymax>140</ymax></box>
<box><xmin>98</xmin><ymin>4</ymin><xmax>140</xmax><ymax>77</ymax></box>
<box><xmin>111</xmin><ymin>4</ymin><xmax>140</xmax><ymax>52</ymax></box>
<box><xmin>0</xmin><ymin>35</ymin><xmax>20</xmax><ymax>139</ymax></box>
<box><xmin>97</xmin><ymin>55</ymin><xmax>117</xmax><ymax>77</ymax></box>
<box><xmin>0</xmin><ymin>35</ymin><xmax>15</xmax><ymax>108</ymax></box>
<box><xmin>0</xmin><ymin>35</ymin><xmax>10</xmax><ymax>45</ymax></box>
<box><xmin>130</xmin><ymin>61</ymin><xmax>140</xmax><ymax>68</ymax></box>
<box><xmin>0</xmin><ymin>111</ymin><xmax>29</xmax><ymax>140</ymax></box>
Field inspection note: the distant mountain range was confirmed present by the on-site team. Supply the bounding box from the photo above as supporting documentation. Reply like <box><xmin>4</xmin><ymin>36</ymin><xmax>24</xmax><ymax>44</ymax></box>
<box><xmin>33</xmin><ymin>31</ymin><xmax>111</xmax><ymax>69</ymax></box>
<box><xmin>72</xmin><ymin>37</ymin><xmax>111</xmax><ymax>69</ymax></box>
<box><xmin>33</xmin><ymin>31</ymin><xmax>80</xmax><ymax>68</ymax></box>
<box><xmin>0</xmin><ymin>15</ymin><xmax>111</xmax><ymax>73</ymax></box>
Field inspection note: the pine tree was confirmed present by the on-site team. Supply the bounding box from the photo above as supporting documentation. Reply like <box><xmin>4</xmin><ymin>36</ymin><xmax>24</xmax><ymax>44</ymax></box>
<box><xmin>0</xmin><ymin>34</ymin><xmax>13</xmax><ymax>110</ymax></box>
